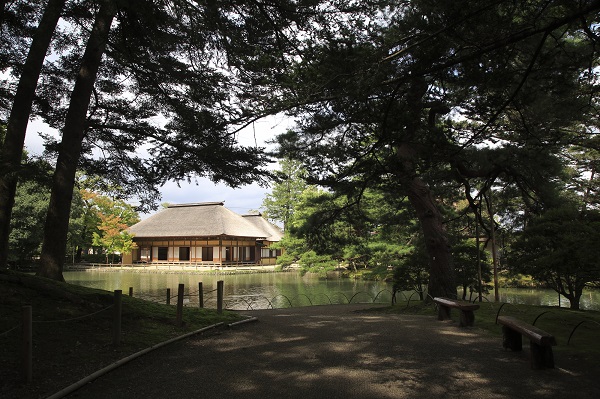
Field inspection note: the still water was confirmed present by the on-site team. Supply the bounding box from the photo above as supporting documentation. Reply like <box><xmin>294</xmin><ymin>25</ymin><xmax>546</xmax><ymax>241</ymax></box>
<box><xmin>64</xmin><ymin>270</ymin><xmax>600</xmax><ymax>311</ymax></box>
<box><xmin>64</xmin><ymin>270</ymin><xmax>394</xmax><ymax>310</ymax></box>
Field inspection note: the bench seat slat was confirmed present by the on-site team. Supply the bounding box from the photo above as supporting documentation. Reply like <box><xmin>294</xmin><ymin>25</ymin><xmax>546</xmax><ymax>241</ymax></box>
<box><xmin>433</xmin><ymin>297</ymin><xmax>480</xmax><ymax>311</ymax></box>
<box><xmin>497</xmin><ymin>316</ymin><xmax>557</xmax><ymax>346</ymax></box>
<box><xmin>433</xmin><ymin>297</ymin><xmax>480</xmax><ymax>327</ymax></box>
<box><xmin>497</xmin><ymin>315</ymin><xmax>556</xmax><ymax>369</ymax></box>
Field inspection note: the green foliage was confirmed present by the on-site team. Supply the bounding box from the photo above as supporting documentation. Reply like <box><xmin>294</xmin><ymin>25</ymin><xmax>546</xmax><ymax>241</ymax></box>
<box><xmin>452</xmin><ymin>239</ymin><xmax>493</xmax><ymax>300</ymax></box>
<box><xmin>8</xmin><ymin>170</ymin><xmax>142</xmax><ymax>266</ymax></box>
<box><xmin>298</xmin><ymin>250</ymin><xmax>338</xmax><ymax>278</ymax></box>
<box><xmin>275</xmin><ymin>251</ymin><xmax>297</xmax><ymax>268</ymax></box>
<box><xmin>273</xmin><ymin>182</ymin><xmax>425</xmax><ymax>280</ymax></box>
<box><xmin>19</xmin><ymin>2</ymin><xmax>310</xmax><ymax>213</ymax></box>
<box><xmin>7</xmin><ymin>154</ymin><xmax>53</xmax><ymax>265</ymax></box>
<box><xmin>261</xmin><ymin>158</ymin><xmax>307</xmax><ymax>230</ymax></box>
<box><xmin>269</xmin><ymin>0</ymin><xmax>600</xmax><ymax>298</ymax></box>
<box><xmin>508</xmin><ymin>204</ymin><xmax>600</xmax><ymax>309</ymax></box>
<box><xmin>9</xmin><ymin>180</ymin><xmax>50</xmax><ymax>265</ymax></box>
<box><xmin>391</xmin><ymin>236</ymin><xmax>429</xmax><ymax>298</ymax></box>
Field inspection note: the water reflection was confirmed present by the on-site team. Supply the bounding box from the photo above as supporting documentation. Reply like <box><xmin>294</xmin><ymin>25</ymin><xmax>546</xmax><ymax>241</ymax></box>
<box><xmin>64</xmin><ymin>270</ymin><xmax>395</xmax><ymax>310</ymax></box>
<box><xmin>64</xmin><ymin>270</ymin><xmax>600</xmax><ymax>311</ymax></box>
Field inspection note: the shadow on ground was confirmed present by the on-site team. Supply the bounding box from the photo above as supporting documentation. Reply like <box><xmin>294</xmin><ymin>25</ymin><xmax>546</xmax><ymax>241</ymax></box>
<box><xmin>66</xmin><ymin>305</ymin><xmax>599</xmax><ymax>399</ymax></box>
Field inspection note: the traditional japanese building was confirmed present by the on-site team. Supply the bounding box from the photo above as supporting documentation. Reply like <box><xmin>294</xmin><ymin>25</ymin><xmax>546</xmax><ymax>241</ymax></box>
<box><xmin>122</xmin><ymin>202</ymin><xmax>283</xmax><ymax>266</ymax></box>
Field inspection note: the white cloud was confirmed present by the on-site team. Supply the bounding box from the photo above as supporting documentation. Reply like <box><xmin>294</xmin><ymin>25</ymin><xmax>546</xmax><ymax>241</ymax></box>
<box><xmin>24</xmin><ymin>118</ymin><xmax>59</xmax><ymax>155</ymax></box>
<box><xmin>156</xmin><ymin>179</ymin><xmax>269</xmax><ymax>215</ymax></box>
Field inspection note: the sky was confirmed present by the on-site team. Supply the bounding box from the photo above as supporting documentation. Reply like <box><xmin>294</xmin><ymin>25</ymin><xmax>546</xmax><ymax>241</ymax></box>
<box><xmin>24</xmin><ymin>115</ymin><xmax>293</xmax><ymax>218</ymax></box>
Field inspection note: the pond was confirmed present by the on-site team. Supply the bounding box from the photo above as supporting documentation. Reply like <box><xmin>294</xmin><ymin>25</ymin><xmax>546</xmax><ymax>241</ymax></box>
<box><xmin>64</xmin><ymin>270</ymin><xmax>394</xmax><ymax>310</ymax></box>
<box><xmin>63</xmin><ymin>270</ymin><xmax>600</xmax><ymax>311</ymax></box>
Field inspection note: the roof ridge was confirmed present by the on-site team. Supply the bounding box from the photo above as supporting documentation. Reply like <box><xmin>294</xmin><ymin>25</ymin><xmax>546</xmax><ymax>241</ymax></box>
<box><xmin>128</xmin><ymin>202</ymin><xmax>274</xmax><ymax>240</ymax></box>
<box><xmin>168</xmin><ymin>201</ymin><xmax>224</xmax><ymax>208</ymax></box>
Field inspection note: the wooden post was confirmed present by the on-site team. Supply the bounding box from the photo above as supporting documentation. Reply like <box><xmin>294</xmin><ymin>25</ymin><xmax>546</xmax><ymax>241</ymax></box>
<box><xmin>113</xmin><ymin>290</ymin><xmax>122</xmax><ymax>346</ymax></box>
<box><xmin>128</xmin><ymin>287</ymin><xmax>133</xmax><ymax>297</ymax></box>
<box><xmin>530</xmin><ymin>342</ymin><xmax>555</xmax><ymax>369</ymax></box>
<box><xmin>217</xmin><ymin>280</ymin><xmax>224</xmax><ymax>314</ymax></box>
<box><xmin>502</xmin><ymin>325</ymin><xmax>522</xmax><ymax>351</ymax></box>
<box><xmin>21</xmin><ymin>305</ymin><xmax>32</xmax><ymax>383</ymax></box>
<box><xmin>176</xmin><ymin>283</ymin><xmax>184</xmax><ymax>326</ymax></box>
<box><xmin>198</xmin><ymin>282</ymin><xmax>204</xmax><ymax>308</ymax></box>
<box><xmin>437</xmin><ymin>304</ymin><xmax>451</xmax><ymax>321</ymax></box>
<box><xmin>488</xmin><ymin>191</ymin><xmax>500</xmax><ymax>302</ymax></box>
<box><xmin>166</xmin><ymin>288</ymin><xmax>171</xmax><ymax>305</ymax></box>
<box><xmin>475</xmin><ymin>203</ymin><xmax>482</xmax><ymax>302</ymax></box>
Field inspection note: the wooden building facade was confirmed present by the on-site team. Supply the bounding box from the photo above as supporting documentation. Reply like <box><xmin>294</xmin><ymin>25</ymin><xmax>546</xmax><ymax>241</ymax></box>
<box><xmin>123</xmin><ymin>202</ymin><xmax>283</xmax><ymax>266</ymax></box>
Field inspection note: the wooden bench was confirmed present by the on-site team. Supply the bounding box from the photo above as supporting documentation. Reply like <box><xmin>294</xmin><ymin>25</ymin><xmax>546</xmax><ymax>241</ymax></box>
<box><xmin>497</xmin><ymin>315</ymin><xmax>557</xmax><ymax>369</ymax></box>
<box><xmin>433</xmin><ymin>297</ymin><xmax>480</xmax><ymax>327</ymax></box>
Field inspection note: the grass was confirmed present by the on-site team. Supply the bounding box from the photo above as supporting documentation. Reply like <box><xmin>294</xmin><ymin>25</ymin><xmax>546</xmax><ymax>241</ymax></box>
<box><xmin>0</xmin><ymin>270</ymin><xmax>242</xmax><ymax>399</ymax></box>
<box><xmin>378</xmin><ymin>298</ymin><xmax>600</xmax><ymax>370</ymax></box>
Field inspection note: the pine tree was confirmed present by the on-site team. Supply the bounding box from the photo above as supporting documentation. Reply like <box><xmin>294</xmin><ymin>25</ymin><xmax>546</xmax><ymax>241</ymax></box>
<box><xmin>0</xmin><ymin>0</ymin><xmax>67</xmax><ymax>269</ymax></box>
<box><xmin>31</xmin><ymin>1</ymin><xmax>323</xmax><ymax>280</ymax></box>
<box><xmin>261</xmin><ymin>158</ymin><xmax>307</xmax><ymax>230</ymax></box>
<box><xmin>272</xmin><ymin>0</ymin><xmax>600</xmax><ymax>298</ymax></box>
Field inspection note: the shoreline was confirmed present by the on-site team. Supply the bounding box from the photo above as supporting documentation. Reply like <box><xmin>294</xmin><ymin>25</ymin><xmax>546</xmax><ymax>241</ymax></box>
<box><xmin>13</xmin><ymin>263</ymin><xmax>298</xmax><ymax>275</ymax></box>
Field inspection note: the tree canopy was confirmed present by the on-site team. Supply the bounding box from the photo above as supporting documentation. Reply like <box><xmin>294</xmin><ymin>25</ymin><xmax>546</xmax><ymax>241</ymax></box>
<box><xmin>1</xmin><ymin>0</ymin><xmax>323</xmax><ymax>278</ymax></box>
<box><xmin>509</xmin><ymin>204</ymin><xmax>600</xmax><ymax>309</ymax></box>
<box><xmin>269</xmin><ymin>0</ymin><xmax>600</xmax><ymax>298</ymax></box>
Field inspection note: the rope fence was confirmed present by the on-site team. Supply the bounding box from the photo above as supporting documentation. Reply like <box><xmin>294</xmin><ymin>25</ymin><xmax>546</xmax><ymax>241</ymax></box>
<box><xmin>32</xmin><ymin>304</ymin><xmax>114</xmax><ymax>324</ymax></box>
<box><xmin>129</xmin><ymin>285</ymin><xmax>395</xmax><ymax>311</ymax></box>
<box><xmin>4</xmin><ymin>281</ymin><xmax>226</xmax><ymax>385</ymax></box>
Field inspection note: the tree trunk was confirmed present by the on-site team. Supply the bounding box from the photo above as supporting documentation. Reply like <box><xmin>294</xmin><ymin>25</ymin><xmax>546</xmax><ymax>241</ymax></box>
<box><xmin>37</xmin><ymin>0</ymin><xmax>117</xmax><ymax>281</ymax></box>
<box><xmin>0</xmin><ymin>0</ymin><xmax>66</xmax><ymax>269</ymax></box>
<box><xmin>393</xmin><ymin>80</ymin><xmax>457</xmax><ymax>300</ymax></box>
<box><xmin>405</xmin><ymin>174</ymin><xmax>457</xmax><ymax>299</ymax></box>
<box><xmin>75</xmin><ymin>245</ymin><xmax>83</xmax><ymax>263</ymax></box>
<box><xmin>563</xmin><ymin>292</ymin><xmax>580</xmax><ymax>310</ymax></box>
<box><xmin>564</xmin><ymin>290</ymin><xmax>582</xmax><ymax>310</ymax></box>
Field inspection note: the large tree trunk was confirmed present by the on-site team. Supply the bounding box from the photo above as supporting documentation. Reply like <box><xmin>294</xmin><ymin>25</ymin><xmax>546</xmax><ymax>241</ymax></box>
<box><xmin>0</xmin><ymin>0</ymin><xmax>66</xmax><ymax>269</ymax></box>
<box><xmin>393</xmin><ymin>80</ymin><xmax>456</xmax><ymax>300</ymax></box>
<box><xmin>405</xmin><ymin>174</ymin><xmax>457</xmax><ymax>299</ymax></box>
<box><xmin>562</xmin><ymin>291</ymin><xmax>582</xmax><ymax>310</ymax></box>
<box><xmin>37</xmin><ymin>0</ymin><xmax>117</xmax><ymax>281</ymax></box>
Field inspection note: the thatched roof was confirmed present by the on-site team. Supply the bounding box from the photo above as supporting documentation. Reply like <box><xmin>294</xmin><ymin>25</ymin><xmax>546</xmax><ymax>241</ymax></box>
<box><xmin>242</xmin><ymin>214</ymin><xmax>284</xmax><ymax>242</ymax></box>
<box><xmin>128</xmin><ymin>202</ymin><xmax>271</xmax><ymax>239</ymax></box>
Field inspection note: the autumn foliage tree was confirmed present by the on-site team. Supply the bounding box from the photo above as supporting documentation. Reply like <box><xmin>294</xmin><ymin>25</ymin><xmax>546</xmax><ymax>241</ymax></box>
<box><xmin>92</xmin><ymin>214</ymin><xmax>134</xmax><ymax>263</ymax></box>
<box><xmin>83</xmin><ymin>190</ymin><xmax>139</xmax><ymax>262</ymax></box>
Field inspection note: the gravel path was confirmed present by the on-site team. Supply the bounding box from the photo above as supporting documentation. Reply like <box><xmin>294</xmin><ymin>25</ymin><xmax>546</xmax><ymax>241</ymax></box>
<box><xmin>66</xmin><ymin>304</ymin><xmax>598</xmax><ymax>398</ymax></box>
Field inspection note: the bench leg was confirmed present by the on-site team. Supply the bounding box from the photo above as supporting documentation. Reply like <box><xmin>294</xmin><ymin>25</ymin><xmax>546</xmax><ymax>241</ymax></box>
<box><xmin>437</xmin><ymin>305</ymin><xmax>451</xmax><ymax>321</ymax></box>
<box><xmin>530</xmin><ymin>342</ymin><xmax>554</xmax><ymax>370</ymax></box>
<box><xmin>459</xmin><ymin>310</ymin><xmax>475</xmax><ymax>327</ymax></box>
<box><xmin>502</xmin><ymin>326</ymin><xmax>522</xmax><ymax>351</ymax></box>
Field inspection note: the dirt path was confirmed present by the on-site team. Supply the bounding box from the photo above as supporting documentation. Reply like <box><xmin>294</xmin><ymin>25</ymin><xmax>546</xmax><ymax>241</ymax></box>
<box><xmin>66</xmin><ymin>304</ymin><xmax>598</xmax><ymax>398</ymax></box>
